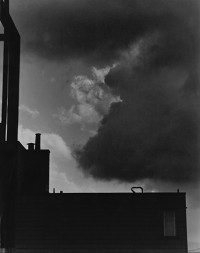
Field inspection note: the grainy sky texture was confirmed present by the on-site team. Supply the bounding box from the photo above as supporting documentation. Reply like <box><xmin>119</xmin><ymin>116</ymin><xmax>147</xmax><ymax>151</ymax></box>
<box><xmin>72</xmin><ymin>0</ymin><xmax>200</xmax><ymax>183</ymax></box>
<box><xmin>5</xmin><ymin>0</ymin><xmax>200</xmax><ymax>248</ymax></box>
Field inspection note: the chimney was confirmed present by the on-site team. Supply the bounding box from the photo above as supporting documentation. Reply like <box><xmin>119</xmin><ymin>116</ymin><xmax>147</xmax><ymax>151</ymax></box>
<box><xmin>27</xmin><ymin>143</ymin><xmax>34</xmax><ymax>151</ymax></box>
<box><xmin>35</xmin><ymin>133</ymin><xmax>41</xmax><ymax>150</ymax></box>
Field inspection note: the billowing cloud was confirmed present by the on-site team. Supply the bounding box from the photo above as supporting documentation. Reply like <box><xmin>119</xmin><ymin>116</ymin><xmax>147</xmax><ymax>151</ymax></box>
<box><xmin>12</xmin><ymin>0</ymin><xmax>199</xmax><ymax>66</ymax></box>
<box><xmin>54</xmin><ymin>104</ymin><xmax>101</xmax><ymax>126</ymax></box>
<box><xmin>54</xmin><ymin>67</ymin><xmax>120</xmax><ymax>127</ymax></box>
<box><xmin>53</xmin><ymin>106</ymin><xmax>82</xmax><ymax>126</ymax></box>
<box><xmin>74</xmin><ymin>30</ymin><xmax>200</xmax><ymax>184</ymax></box>
<box><xmin>70</xmin><ymin>68</ymin><xmax>119</xmax><ymax>114</ymax></box>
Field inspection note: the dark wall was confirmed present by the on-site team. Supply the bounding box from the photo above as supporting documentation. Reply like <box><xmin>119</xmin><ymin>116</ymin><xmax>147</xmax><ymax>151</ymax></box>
<box><xmin>22</xmin><ymin>149</ymin><xmax>50</xmax><ymax>194</ymax></box>
<box><xmin>14</xmin><ymin>193</ymin><xmax>188</xmax><ymax>252</ymax></box>
<box><xmin>16</xmin><ymin>143</ymin><xmax>50</xmax><ymax>195</ymax></box>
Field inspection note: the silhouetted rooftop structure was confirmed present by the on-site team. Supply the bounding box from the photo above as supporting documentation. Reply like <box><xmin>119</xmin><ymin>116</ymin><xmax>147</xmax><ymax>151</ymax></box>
<box><xmin>10</xmin><ymin>192</ymin><xmax>187</xmax><ymax>253</ymax></box>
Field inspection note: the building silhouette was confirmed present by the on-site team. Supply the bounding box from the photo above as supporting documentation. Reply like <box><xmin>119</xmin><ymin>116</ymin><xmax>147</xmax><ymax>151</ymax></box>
<box><xmin>0</xmin><ymin>1</ymin><xmax>188</xmax><ymax>252</ymax></box>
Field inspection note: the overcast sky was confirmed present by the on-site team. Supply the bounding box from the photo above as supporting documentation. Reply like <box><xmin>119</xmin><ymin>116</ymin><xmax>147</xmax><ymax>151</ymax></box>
<box><xmin>2</xmin><ymin>0</ymin><xmax>199</xmax><ymax>248</ymax></box>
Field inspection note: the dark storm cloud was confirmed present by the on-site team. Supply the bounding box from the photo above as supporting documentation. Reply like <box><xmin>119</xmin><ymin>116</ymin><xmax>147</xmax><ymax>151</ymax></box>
<box><xmin>13</xmin><ymin>0</ymin><xmax>200</xmax><ymax>183</ymax></box>
<box><xmin>70</xmin><ymin>0</ymin><xmax>200</xmax><ymax>184</ymax></box>
<box><xmin>74</xmin><ymin>64</ymin><xmax>200</xmax><ymax>183</ymax></box>
<box><xmin>72</xmin><ymin>0</ymin><xmax>200</xmax><ymax>183</ymax></box>
<box><xmin>12</xmin><ymin>0</ymin><xmax>199</xmax><ymax>66</ymax></box>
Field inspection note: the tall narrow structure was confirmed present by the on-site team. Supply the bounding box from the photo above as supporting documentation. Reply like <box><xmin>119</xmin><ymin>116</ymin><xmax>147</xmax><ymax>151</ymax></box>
<box><xmin>0</xmin><ymin>0</ymin><xmax>20</xmax><ymax>143</ymax></box>
<box><xmin>0</xmin><ymin>2</ymin><xmax>50</xmax><ymax>251</ymax></box>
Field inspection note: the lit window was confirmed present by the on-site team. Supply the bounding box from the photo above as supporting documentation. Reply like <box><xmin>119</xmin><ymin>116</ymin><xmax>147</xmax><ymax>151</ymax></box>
<box><xmin>164</xmin><ymin>211</ymin><xmax>176</xmax><ymax>236</ymax></box>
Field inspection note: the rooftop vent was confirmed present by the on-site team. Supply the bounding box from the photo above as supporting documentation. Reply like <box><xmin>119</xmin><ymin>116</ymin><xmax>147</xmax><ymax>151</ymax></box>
<box><xmin>131</xmin><ymin>187</ymin><xmax>144</xmax><ymax>193</ymax></box>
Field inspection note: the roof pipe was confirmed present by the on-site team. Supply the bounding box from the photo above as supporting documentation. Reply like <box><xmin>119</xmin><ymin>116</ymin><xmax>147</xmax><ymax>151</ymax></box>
<box><xmin>35</xmin><ymin>133</ymin><xmax>41</xmax><ymax>150</ymax></box>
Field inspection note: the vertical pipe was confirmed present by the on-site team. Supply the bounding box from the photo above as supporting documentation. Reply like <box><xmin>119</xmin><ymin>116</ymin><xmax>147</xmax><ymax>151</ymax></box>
<box><xmin>27</xmin><ymin>143</ymin><xmax>34</xmax><ymax>151</ymax></box>
<box><xmin>1</xmin><ymin>35</ymin><xmax>9</xmax><ymax>141</ymax></box>
<box><xmin>7</xmin><ymin>28</ymin><xmax>20</xmax><ymax>142</ymax></box>
<box><xmin>1</xmin><ymin>0</ymin><xmax>9</xmax><ymax>141</ymax></box>
<box><xmin>35</xmin><ymin>133</ymin><xmax>41</xmax><ymax>150</ymax></box>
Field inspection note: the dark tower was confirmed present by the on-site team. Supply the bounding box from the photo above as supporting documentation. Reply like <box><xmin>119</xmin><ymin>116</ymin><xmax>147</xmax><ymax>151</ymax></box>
<box><xmin>0</xmin><ymin>2</ymin><xmax>21</xmax><ymax>251</ymax></box>
<box><xmin>0</xmin><ymin>0</ymin><xmax>20</xmax><ymax>143</ymax></box>
<box><xmin>0</xmin><ymin>0</ymin><xmax>49</xmax><ymax>197</ymax></box>
<box><xmin>0</xmin><ymin>3</ymin><xmax>50</xmax><ymax>251</ymax></box>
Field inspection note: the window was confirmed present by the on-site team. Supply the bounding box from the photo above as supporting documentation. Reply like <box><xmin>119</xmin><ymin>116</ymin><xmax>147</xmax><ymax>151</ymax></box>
<box><xmin>164</xmin><ymin>210</ymin><xmax>176</xmax><ymax>236</ymax></box>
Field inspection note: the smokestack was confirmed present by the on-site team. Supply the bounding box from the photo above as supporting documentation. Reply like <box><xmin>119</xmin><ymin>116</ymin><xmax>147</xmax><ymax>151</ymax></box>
<box><xmin>35</xmin><ymin>133</ymin><xmax>41</xmax><ymax>150</ymax></box>
<box><xmin>27</xmin><ymin>143</ymin><xmax>34</xmax><ymax>151</ymax></box>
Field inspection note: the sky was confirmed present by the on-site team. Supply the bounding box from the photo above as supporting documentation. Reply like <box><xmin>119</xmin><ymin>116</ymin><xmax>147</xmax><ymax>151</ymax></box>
<box><xmin>1</xmin><ymin>0</ymin><xmax>199</xmax><ymax>249</ymax></box>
